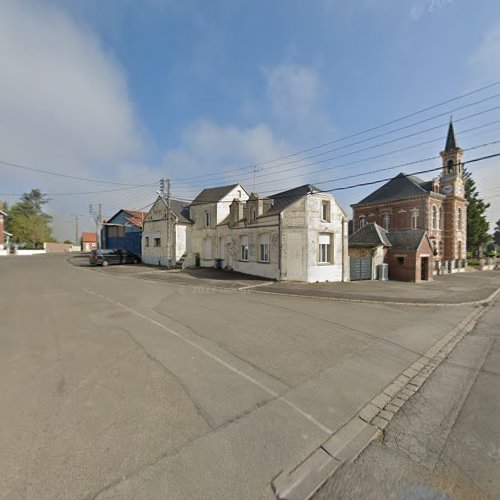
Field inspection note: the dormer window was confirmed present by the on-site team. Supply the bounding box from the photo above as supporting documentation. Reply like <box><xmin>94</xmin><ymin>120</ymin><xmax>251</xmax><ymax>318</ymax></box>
<box><xmin>205</xmin><ymin>211</ymin><xmax>211</xmax><ymax>227</ymax></box>
<box><xmin>251</xmin><ymin>209</ymin><xmax>256</xmax><ymax>222</ymax></box>
<box><xmin>321</xmin><ymin>201</ymin><xmax>331</xmax><ymax>222</ymax></box>
<box><xmin>359</xmin><ymin>216</ymin><xmax>366</xmax><ymax>228</ymax></box>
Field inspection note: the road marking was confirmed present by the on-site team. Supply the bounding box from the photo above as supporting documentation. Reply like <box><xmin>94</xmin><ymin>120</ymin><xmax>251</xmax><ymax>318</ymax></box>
<box><xmin>83</xmin><ymin>287</ymin><xmax>333</xmax><ymax>435</ymax></box>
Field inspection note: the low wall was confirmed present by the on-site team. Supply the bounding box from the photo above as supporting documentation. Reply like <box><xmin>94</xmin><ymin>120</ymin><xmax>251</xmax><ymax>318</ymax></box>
<box><xmin>13</xmin><ymin>249</ymin><xmax>46</xmax><ymax>256</ymax></box>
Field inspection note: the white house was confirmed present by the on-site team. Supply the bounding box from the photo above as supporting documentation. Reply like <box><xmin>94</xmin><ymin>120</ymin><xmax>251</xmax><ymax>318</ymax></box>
<box><xmin>141</xmin><ymin>195</ymin><xmax>193</xmax><ymax>266</ymax></box>
<box><xmin>142</xmin><ymin>182</ymin><xmax>349</xmax><ymax>282</ymax></box>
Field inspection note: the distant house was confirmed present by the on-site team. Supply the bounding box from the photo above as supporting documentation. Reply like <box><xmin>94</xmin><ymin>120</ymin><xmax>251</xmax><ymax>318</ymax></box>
<box><xmin>0</xmin><ymin>207</ymin><xmax>12</xmax><ymax>251</ymax></box>
<box><xmin>81</xmin><ymin>232</ymin><xmax>97</xmax><ymax>251</ymax></box>
<box><xmin>142</xmin><ymin>196</ymin><xmax>193</xmax><ymax>266</ymax></box>
<box><xmin>101</xmin><ymin>209</ymin><xmax>147</xmax><ymax>257</ymax></box>
<box><xmin>349</xmin><ymin>222</ymin><xmax>434</xmax><ymax>282</ymax></box>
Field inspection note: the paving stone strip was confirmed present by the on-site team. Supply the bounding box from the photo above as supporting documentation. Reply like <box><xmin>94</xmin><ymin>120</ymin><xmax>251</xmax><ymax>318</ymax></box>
<box><xmin>267</xmin><ymin>302</ymin><xmax>492</xmax><ymax>500</ymax></box>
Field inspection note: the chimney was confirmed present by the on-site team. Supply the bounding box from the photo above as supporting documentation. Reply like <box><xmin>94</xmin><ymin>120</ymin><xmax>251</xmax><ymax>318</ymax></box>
<box><xmin>230</xmin><ymin>198</ymin><xmax>243</xmax><ymax>226</ymax></box>
<box><xmin>247</xmin><ymin>193</ymin><xmax>263</xmax><ymax>223</ymax></box>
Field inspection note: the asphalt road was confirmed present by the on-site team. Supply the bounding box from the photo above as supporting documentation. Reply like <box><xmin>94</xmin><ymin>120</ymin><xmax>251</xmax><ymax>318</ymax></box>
<box><xmin>0</xmin><ymin>255</ymin><xmax>489</xmax><ymax>500</ymax></box>
<box><xmin>316</xmin><ymin>297</ymin><xmax>500</xmax><ymax>500</ymax></box>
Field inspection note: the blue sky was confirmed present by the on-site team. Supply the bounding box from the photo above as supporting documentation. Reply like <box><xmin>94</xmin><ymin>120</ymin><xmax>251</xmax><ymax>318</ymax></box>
<box><xmin>1</xmin><ymin>0</ymin><xmax>500</xmax><ymax>240</ymax></box>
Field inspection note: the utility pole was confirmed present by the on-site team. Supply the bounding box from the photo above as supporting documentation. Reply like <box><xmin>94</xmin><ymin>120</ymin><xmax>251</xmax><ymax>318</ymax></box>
<box><xmin>89</xmin><ymin>204</ymin><xmax>103</xmax><ymax>249</ymax></box>
<box><xmin>71</xmin><ymin>214</ymin><xmax>81</xmax><ymax>246</ymax></box>
<box><xmin>166</xmin><ymin>178</ymin><xmax>172</xmax><ymax>268</ymax></box>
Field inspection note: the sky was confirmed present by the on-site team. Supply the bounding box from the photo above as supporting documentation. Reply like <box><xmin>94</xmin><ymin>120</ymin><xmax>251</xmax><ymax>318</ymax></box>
<box><xmin>1</xmin><ymin>0</ymin><xmax>500</xmax><ymax>242</ymax></box>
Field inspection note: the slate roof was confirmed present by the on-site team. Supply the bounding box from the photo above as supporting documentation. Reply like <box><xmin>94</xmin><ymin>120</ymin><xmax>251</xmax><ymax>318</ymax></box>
<box><xmin>263</xmin><ymin>184</ymin><xmax>322</xmax><ymax>216</ymax></box>
<box><xmin>191</xmin><ymin>184</ymin><xmax>242</xmax><ymax>206</ymax></box>
<box><xmin>386</xmin><ymin>229</ymin><xmax>428</xmax><ymax>252</ymax></box>
<box><xmin>353</xmin><ymin>173</ymin><xmax>432</xmax><ymax>206</ymax></box>
<box><xmin>445</xmin><ymin>120</ymin><xmax>457</xmax><ymax>151</ymax></box>
<box><xmin>349</xmin><ymin>223</ymin><xmax>392</xmax><ymax>247</ymax></box>
<box><xmin>149</xmin><ymin>196</ymin><xmax>193</xmax><ymax>224</ymax></box>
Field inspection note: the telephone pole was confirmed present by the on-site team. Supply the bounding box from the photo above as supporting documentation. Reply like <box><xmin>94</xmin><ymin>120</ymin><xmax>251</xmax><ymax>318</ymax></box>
<box><xmin>166</xmin><ymin>178</ymin><xmax>172</xmax><ymax>268</ymax></box>
<box><xmin>71</xmin><ymin>214</ymin><xmax>81</xmax><ymax>246</ymax></box>
<box><xmin>89</xmin><ymin>204</ymin><xmax>103</xmax><ymax>249</ymax></box>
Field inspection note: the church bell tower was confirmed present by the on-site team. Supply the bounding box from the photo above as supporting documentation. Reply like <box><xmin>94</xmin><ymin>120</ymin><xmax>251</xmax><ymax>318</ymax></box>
<box><xmin>440</xmin><ymin>120</ymin><xmax>464</xmax><ymax>197</ymax></box>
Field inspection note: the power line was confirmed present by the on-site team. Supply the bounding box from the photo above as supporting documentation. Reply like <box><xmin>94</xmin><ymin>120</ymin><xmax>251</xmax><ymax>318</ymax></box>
<box><xmin>0</xmin><ymin>158</ymin><xmax>151</xmax><ymax>187</ymax></box>
<box><xmin>170</xmin><ymin>151</ymin><xmax>500</xmax><ymax>204</ymax></box>
<box><xmin>170</xmin><ymin>81</ymin><xmax>500</xmax><ymax>183</ymax></box>
<box><xmin>172</xmin><ymin>103</ymin><xmax>500</xmax><ymax>189</ymax></box>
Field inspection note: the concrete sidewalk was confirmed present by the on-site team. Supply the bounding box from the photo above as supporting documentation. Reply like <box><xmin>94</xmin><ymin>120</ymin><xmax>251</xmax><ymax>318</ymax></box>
<box><xmin>253</xmin><ymin>270</ymin><xmax>500</xmax><ymax>305</ymax></box>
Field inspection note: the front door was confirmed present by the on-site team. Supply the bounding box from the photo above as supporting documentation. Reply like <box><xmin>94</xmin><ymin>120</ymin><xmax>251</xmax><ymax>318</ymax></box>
<box><xmin>421</xmin><ymin>257</ymin><xmax>429</xmax><ymax>281</ymax></box>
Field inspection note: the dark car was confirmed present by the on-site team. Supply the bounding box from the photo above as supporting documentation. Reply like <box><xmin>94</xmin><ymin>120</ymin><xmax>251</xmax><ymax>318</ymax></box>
<box><xmin>90</xmin><ymin>249</ymin><xmax>141</xmax><ymax>267</ymax></box>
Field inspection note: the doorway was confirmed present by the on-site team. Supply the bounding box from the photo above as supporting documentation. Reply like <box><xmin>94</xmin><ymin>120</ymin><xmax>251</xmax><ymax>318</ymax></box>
<box><xmin>421</xmin><ymin>257</ymin><xmax>429</xmax><ymax>281</ymax></box>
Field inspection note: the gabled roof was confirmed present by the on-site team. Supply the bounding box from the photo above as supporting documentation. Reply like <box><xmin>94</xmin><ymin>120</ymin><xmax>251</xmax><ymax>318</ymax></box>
<box><xmin>349</xmin><ymin>223</ymin><xmax>391</xmax><ymax>247</ymax></box>
<box><xmin>191</xmin><ymin>184</ymin><xmax>245</xmax><ymax>206</ymax></box>
<box><xmin>81</xmin><ymin>231</ymin><xmax>97</xmax><ymax>243</ymax></box>
<box><xmin>353</xmin><ymin>173</ymin><xmax>431</xmax><ymax>206</ymax></box>
<box><xmin>147</xmin><ymin>196</ymin><xmax>192</xmax><ymax>223</ymax></box>
<box><xmin>105</xmin><ymin>208</ymin><xmax>148</xmax><ymax>229</ymax></box>
<box><xmin>264</xmin><ymin>184</ymin><xmax>322</xmax><ymax>216</ymax></box>
<box><xmin>386</xmin><ymin>229</ymin><xmax>429</xmax><ymax>252</ymax></box>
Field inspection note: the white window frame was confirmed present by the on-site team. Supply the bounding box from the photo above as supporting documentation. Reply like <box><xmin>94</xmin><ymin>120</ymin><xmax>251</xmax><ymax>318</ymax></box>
<box><xmin>259</xmin><ymin>234</ymin><xmax>270</xmax><ymax>263</ymax></box>
<box><xmin>318</xmin><ymin>233</ymin><xmax>332</xmax><ymax>264</ymax></box>
<box><xmin>382</xmin><ymin>213</ymin><xmax>390</xmax><ymax>230</ymax></box>
<box><xmin>359</xmin><ymin>215</ymin><xmax>366</xmax><ymax>228</ymax></box>
<box><xmin>431</xmin><ymin>205</ymin><xmax>437</xmax><ymax>230</ymax></box>
<box><xmin>411</xmin><ymin>210</ymin><xmax>419</xmax><ymax>230</ymax></box>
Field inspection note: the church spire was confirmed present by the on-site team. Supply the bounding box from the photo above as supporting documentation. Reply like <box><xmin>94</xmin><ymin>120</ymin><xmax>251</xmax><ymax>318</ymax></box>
<box><xmin>445</xmin><ymin>119</ymin><xmax>457</xmax><ymax>151</ymax></box>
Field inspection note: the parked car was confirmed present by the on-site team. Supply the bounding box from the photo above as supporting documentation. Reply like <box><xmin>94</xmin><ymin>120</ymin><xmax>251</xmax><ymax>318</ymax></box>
<box><xmin>90</xmin><ymin>249</ymin><xmax>141</xmax><ymax>267</ymax></box>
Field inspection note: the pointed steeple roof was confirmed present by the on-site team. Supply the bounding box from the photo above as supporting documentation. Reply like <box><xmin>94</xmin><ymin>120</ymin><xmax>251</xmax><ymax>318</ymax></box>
<box><xmin>445</xmin><ymin>120</ymin><xmax>457</xmax><ymax>151</ymax></box>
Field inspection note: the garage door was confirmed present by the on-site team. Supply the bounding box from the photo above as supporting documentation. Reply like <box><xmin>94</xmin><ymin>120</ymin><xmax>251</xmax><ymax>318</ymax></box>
<box><xmin>350</xmin><ymin>257</ymin><xmax>372</xmax><ymax>281</ymax></box>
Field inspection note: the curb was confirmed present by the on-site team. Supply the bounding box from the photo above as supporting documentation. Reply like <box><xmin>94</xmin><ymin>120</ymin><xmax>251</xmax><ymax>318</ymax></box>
<box><xmin>266</xmin><ymin>300</ymin><xmax>493</xmax><ymax>500</ymax></box>
<box><xmin>250</xmin><ymin>284</ymin><xmax>500</xmax><ymax>308</ymax></box>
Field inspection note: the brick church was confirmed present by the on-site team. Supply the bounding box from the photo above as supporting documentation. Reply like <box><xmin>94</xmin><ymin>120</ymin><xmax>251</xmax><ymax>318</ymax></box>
<box><xmin>351</xmin><ymin>121</ymin><xmax>467</xmax><ymax>274</ymax></box>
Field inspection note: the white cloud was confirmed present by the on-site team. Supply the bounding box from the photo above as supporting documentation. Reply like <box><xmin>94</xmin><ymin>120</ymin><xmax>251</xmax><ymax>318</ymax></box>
<box><xmin>469</xmin><ymin>23</ymin><xmax>500</xmax><ymax>83</ymax></box>
<box><xmin>0</xmin><ymin>0</ymin><xmax>145</xmax><ymax>183</ymax></box>
<box><xmin>468</xmin><ymin>23</ymin><xmax>500</xmax><ymax>227</ymax></box>
<box><xmin>0</xmin><ymin>0</ymin><xmax>150</xmax><ymax>240</ymax></box>
<box><xmin>161</xmin><ymin>119</ymin><xmax>299</xmax><ymax>198</ymax></box>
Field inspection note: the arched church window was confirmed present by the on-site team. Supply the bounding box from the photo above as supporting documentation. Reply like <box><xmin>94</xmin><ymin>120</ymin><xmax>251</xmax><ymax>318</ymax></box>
<box><xmin>457</xmin><ymin>208</ymin><xmax>463</xmax><ymax>230</ymax></box>
<box><xmin>432</xmin><ymin>205</ymin><xmax>437</xmax><ymax>230</ymax></box>
<box><xmin>447</xmin><ymin>159</ymin><xmax>454</xmax><ymax>174</ymax></box>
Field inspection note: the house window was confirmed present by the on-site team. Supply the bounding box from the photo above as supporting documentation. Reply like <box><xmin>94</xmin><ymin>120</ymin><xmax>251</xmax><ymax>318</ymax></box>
<box><xmin>321</xmin><ymin>201</ymin><xmax>331</xmax><ymax>222</ymax></box>
<box><xmin>359</xmin><ymin>216</ymin><xmax>366</xmax><ymax>228</ymax></box>
<box><xmin>240</xmin><ymin>236</ymin><xmax>249</xmax><ymax>261</ymax></box>
<box><xmin>154</xmin><ymin>237</ymin><xmax>161</xmax><ymax>247</ymax></box>
<box><xmin>205</xmin><ymin>211</ymin><xmax>211</xmax><ymax>227</ymax></box>
<box><xmin>237</xmin><ymin>190</ymin><xmax>242</xmax><ymax>198</ymax></box>
<box><xmin>251</xmin><ymin>209</ymin><xmax>257</xmax><ymax>222</ymax></box>
<box><xmin>318</xmin><ymin>233</ymin><xmax>332</xmax><ymax>264</ymax></box>
<box><xmin>397</xmin><ymin>256</ymin><xmax>405</xmax><ymax>265</ymax></box>
<box><xmin>457</xmin><ymin>208</ymin><xmax>463</xmax><ymax>230</ymax></box>
<box><xmin>145</xmin><ymin>236</ymin><xmax>150</xmax><ymax>247</ymax></box>
<box><xmin>411</xmin><ymin>210</ymin><xmax>419</xmax><ymax>230</ymax></box>
<box><xmin>439</xmin><ymin>206</ymin><xmax>443</xmax><ymax>230</ymax></box>
<box><xmin>259</xmin><ymin>234</ymin><xmax>270</xmax><ymax>262</ymax></box>
<box><xmin>432</xmin><ymin>205</ymin><xmax>438</xmax><ymax>230</ymax></box>
<box><xmin>382</xmin><ymin>213</ymin><xmax>390</xmax><ymax>230</ymax></box>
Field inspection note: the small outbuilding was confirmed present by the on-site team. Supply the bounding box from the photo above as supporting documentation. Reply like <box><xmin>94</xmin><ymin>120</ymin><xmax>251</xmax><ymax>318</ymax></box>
<box><xmin>348</xmin><ymin>223</ymin><xmax>434</xmax><ymax>282</ymax></box>
<box><xmin>101</xmin><ymin>209</ymin><xmax>147</xmax><ymax>257</ymax></box>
